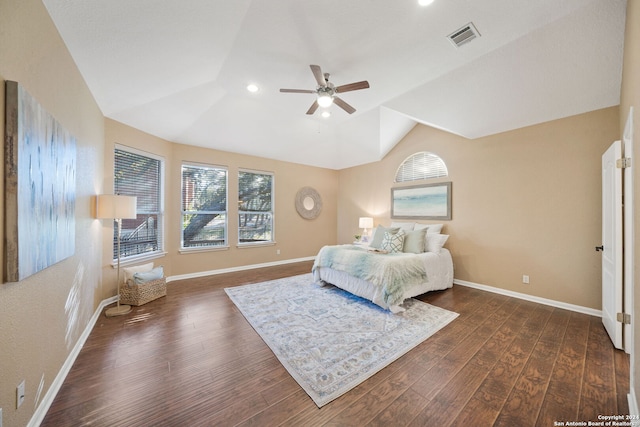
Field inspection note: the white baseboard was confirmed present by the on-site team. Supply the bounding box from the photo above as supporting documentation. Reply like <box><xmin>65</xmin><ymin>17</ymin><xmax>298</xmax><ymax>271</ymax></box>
<box><xmin>453</xmin><ymin>279</ymin><xmax>602</xmax><ymax>317</ymax></box>
<box><xmin>28</xmin><ymin>296</ymin><xmax>117</xmax><ymax>427</ymax></box>
<box><xmin>166</xmin><ymin>256</ymin><xmax>316</xmax><ymax>283</ymax></box>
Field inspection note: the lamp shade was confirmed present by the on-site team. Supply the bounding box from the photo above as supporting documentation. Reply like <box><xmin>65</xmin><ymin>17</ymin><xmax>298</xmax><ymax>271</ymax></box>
<box><xmin>358</xmin><ymin>217</ymin><xmax>373</xmax><ymax>229</ymax></box>
<box><xmin>96</xmin><ymin>195</ymin><xmax>137</xmax><ymax>220</ymax></box>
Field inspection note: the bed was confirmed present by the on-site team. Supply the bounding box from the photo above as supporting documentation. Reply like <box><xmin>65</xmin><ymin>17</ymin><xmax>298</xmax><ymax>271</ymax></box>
<box><xmin>311</xmin><ymin>224</ymin><xmax>453</xmax><ymax>313</ymax></box>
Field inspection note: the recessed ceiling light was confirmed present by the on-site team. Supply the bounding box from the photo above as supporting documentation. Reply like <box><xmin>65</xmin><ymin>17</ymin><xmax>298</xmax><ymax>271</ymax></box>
<box><xmin>321</xmin><ymin>111</ymin><xmax>331</xmax><ymax>118</ymax></box>
<box><xmin>246</xmin><ymin>84</ymin><xmax>259</xmax><ymax>93</ymax></box>
<box><xmin>418</xmin><ymin>0</ymin><xmax>434</xmax><ymax>5</ymax></box>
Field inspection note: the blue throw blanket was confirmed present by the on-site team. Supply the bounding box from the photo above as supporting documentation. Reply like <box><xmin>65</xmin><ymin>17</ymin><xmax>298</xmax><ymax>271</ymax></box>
<box><xmin>312</xmin><ymin>245</ymin><xmax>428</xmax><ymax>306</ymax></box>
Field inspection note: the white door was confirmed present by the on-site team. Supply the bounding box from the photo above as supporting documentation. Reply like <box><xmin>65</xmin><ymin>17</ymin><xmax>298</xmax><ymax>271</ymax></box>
<box><xmin>601</xmin><ymin>140</ymin><xmax>623</xmax><ymax>349</ymax></box>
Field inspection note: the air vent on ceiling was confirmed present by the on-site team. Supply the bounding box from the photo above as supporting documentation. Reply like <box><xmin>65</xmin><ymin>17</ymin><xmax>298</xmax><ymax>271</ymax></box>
<box><xmin>447</xmin><ymin>22</ymin><xmax>480</xmax><ymax>48</ymax></box>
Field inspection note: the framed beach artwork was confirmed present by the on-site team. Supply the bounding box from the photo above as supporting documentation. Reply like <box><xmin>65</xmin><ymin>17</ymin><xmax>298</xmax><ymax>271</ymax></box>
<box><xmin>391</xmin><ymin>182</ymin><xmax>452</xmax><ymax>220</ymax></box>
<box><xmin>4</xmin><ymin>81</ymin><xmax>76</xmax><ymax>282</ymax></box>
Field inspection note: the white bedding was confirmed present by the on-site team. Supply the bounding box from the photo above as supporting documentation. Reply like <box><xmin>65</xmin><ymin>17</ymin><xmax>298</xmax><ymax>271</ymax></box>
<box><xmin>312</xmin><ymin>246</ymin><xmax>453</xmax><ymax>313</ymax></box>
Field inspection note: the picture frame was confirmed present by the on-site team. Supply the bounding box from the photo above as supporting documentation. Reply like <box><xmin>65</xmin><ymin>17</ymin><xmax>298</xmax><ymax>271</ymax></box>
<box><xmin>391</xmin><ymin>182</ymin><xmax>452</xmax><ymax>220</ymax></box>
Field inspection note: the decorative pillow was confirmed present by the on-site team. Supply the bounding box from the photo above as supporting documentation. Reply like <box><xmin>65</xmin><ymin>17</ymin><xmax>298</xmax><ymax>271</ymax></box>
<box><xmin>414</xmin><ymin>223</ymin><xmax>444</xmax><ymax>234</ymax></box>
<box><xmin>370</xmin><ymin>226</ymin><xmax>400</xmax><ymax>249</ymax></box>
<box><xmin>402</xmin><ymin>228</ymin><xmax>427</xmax><ymax>254</ymax></box>
<box><xmin>132</xmin><ymin>266</ymin><xmax>164</xmax><ymax>285</ymax></box>
<box><xmin>425</xmin><ymin>234</ymin><xmax>449</xmax><ymax>253</ymax></box>
<box><xmin>381</xmin><ymin>229</ymin><xmax>405</xmax><ymax>253</ymax></box>
<box><xmin>390</xmin><ymin>222</ymin><xmax>415</xmax><ymax>232</ymax></box>
<box><xmin>123</xmin><ymin>262</ymin><xmax>154</xmax><ymax>284</ymax></box>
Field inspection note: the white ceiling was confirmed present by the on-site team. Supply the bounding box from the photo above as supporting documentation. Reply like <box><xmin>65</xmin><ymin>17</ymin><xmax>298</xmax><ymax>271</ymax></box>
<box><xmin>42</xmin><ymin>0</ymin><xmax>626</xmax><ymax>170</ymax></box>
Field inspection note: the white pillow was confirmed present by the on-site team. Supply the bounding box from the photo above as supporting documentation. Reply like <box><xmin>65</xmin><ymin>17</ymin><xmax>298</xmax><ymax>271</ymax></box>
<box><xmin>415</xmin><ymin>223</ymin><xmax>443</xmax><ymax>234</ymax></box>
<box><xmin>428</xmin><ymin>224</ymin><xmax>444</xmax><ymax>234</ymax></box>
<box><xmin>123</xmin><ymin>262</ymin><xmax>154</xmax><ymax>284</ymax></box>
<box><xmin>390</xmin><ymin>221</ymin><xmax>415</xmax><ymax>232</ymax></box>
<box><xmin>425</xmin><ymin>234</ymin><xmax>449</xmax><ymax>253</ymax></box>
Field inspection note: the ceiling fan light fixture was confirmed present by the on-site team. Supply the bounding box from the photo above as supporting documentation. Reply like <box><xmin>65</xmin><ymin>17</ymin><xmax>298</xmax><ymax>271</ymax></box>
<box><xmin>317</xmin><ymin>93</ymin><xmax>333</xmax><ymax>107</ymax></box>
<box><xmin>280</xmin><ymin>64</ymin><xmax>368</xmax><ymax>114</ymax></box>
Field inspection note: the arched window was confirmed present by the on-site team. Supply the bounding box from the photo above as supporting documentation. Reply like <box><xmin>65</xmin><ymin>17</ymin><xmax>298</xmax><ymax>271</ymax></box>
<box><xmin>395</xmin><ymin>151</ymin><xmax>448</xmax><ymax>182</ymax></box>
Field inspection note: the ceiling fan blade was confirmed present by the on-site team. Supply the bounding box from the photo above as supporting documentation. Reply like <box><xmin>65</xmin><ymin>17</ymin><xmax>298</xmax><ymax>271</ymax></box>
<box><xmin>310</xmin><ymin>65</ymin><xmax>326</xmax><ymax>87</ymax></box>
<box><xmin>333</xmin><ymin>97</ymin><xmax>356</xmax><ymax>114</ymax></box>
<box><xmin>306</xmin><ymin>100</ymin><xmax>319</xmax><ymax>115</ymax></box>
<box><xmin>335</xmin><ymin>80</ymin><xmax>370</xmax><ymax>93</ymax></box>
<box><xmin>280</xmin><ymin>88</ymin><xmax>316</xmax><ymax>94</ymax></box>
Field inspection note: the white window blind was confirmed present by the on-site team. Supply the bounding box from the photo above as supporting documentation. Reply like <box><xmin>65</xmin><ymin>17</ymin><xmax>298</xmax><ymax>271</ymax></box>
<box><xmin>181</xmin><ymin>163</ymin><xmax>227</xmax><ymax>249</ymax></box>
<box><xmin>238</xmin><ymin>170</ymin><xmax>274</xmax><ymax>244</ymax></box>
<box><xmin>395</xmin><ymin>152</ymin><xmax>448</xmax><ymax>182</ymax></box>
<box><xmin>113</xmin><ymin>147</ymin><xmax>164</xmax><ymax>260</ymax></box>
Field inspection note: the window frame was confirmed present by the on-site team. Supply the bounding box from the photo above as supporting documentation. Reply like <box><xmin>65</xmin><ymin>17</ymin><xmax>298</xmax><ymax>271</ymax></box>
<box><xmin>237</xmin><ymin>168</ymin><xmax>275</xmax><ymax>247</ymax></box>
<box><xmin>113</xmin><ymin>145</ymin><xmax>166</xmax><ymax>265</ymax></box>
<box><xmin>395</xmin><ymin>151</ymin><xmax>448</xmax><ymax>183</ymax></box>
<box><xmin>180</xmin><ymin>161</ymin><xmax>229</xmax><ymax>252</ymax></box>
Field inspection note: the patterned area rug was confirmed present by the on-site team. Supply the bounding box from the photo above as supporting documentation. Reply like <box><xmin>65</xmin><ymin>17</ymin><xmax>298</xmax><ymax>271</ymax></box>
<box><xmin>225</xmin><ymin>273</ymin><xmax>458</xmax><ymax>407</ymax></box>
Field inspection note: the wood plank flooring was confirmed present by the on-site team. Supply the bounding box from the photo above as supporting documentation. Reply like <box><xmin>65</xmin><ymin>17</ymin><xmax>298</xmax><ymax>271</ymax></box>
<box><xmin>41</xmin><ymin>261</ymin><xmax>629</xmax><ymax>426</ymax></box>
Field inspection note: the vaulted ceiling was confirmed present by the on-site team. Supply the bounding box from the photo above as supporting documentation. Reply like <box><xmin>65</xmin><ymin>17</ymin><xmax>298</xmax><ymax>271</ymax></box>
<box><xmin>43</xmin><ymin>0</ymin><xmax>626</xmax><ymax>169</ymax></box>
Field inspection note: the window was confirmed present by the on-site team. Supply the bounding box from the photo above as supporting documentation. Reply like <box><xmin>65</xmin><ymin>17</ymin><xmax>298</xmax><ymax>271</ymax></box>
<box><xmin>113</xmin><ymin>147</ymin><xmax>164</xmax><ymax>261</ymax></box>
<box><xmin>238</xmin><ymin>170</ymin><xmax>274</xmax><ymax>244</ymax></box>
<box><xmin>181</xmin><ymin>163</ymin><xmax>228</xmax><ymax>249</ymax></box>
<box><xmin>395</xmin><ymin>151</ymin><xmax>448</xmax><ymax>182</ymax></box>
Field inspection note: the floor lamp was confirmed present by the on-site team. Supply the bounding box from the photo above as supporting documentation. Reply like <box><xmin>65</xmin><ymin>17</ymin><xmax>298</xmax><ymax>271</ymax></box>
<box><xmin>97</xmin><ymin>194</ymin><xmax>138</xmax><ymax>317</ymax></box>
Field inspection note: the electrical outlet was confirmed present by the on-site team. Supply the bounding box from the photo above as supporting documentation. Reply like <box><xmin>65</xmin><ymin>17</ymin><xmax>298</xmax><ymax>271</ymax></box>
<box><xmin>16</xmin><ymin>380</ymin><xmax>25</xmax><ymax>408</ymax></box>
<box><xmin>522</xmin><ymin>275</ymin><xmax>530</xmax><ymax>284</ymax></box>
<box><xmin>276</xmin><ymin>249</ymin><xmax>280</xmax><ymax>255</ymax></box>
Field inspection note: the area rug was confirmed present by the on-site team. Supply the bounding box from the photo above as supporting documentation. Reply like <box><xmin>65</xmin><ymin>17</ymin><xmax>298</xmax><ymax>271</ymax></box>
<box><xmin>224</xmin><ymin>273</ymin><xmax>458</xmax><ymax>407</ymax></box>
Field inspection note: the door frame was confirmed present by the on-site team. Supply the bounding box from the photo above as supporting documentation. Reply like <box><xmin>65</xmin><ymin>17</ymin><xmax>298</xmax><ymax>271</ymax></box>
<box><xmin>624</xmin><ymin>106</ymin><xmax>634</xmax><ymax>355</ymax></box>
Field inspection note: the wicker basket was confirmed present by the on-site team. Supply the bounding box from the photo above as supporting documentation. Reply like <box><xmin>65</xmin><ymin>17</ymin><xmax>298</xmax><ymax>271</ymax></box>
<box><xmin>120</xmin><ymin>277</ymin><xmax>167</xmax><ymax>306</ymax></box>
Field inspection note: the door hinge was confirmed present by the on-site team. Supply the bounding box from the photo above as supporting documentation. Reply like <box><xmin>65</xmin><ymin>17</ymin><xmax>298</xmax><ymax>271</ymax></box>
<box><xmin>617</xmin><ymin>312</ymin><xmax>631</xmax><ymax>324</ymax></box>
<box><xmin>616</xmin><ymin>157</ymin><xmax>631</xmax><ymax>168</ymax></box>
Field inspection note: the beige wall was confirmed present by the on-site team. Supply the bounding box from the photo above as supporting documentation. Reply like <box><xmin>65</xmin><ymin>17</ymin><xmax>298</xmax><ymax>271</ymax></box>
<box><xmin>103</xmin><ymin>119</ymin><xmax>338</xmax><ymax>285</ymax></box>
<box><xmin>620</xmin><ymin>0</ymin><xmax>640</xmax><ymax>410</ymax></box>
<box><xmin>338</xmin><ymin>107</ymin><xmax>619</xmax><ymax>310</ymax></box>
<box><xmin>0</xmin><ymin>0</ymin><xmax>106</xmax><ymax>426</ymax></box>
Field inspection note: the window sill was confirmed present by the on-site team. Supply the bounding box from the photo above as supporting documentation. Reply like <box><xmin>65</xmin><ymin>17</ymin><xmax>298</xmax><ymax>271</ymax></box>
<box><xmin>236</xmin><ymin>241</ymin><xmax>276</xmax><ymax>249</ymax></box>
<box><xmin>110</xmin><ymin>251</ymin><xmax>167</xmax><ymax>268</ymax></box>
<box><xmin>179</xmin><ymin>246</ymin><xmax>229</xmax><ymax>254</ymax></box>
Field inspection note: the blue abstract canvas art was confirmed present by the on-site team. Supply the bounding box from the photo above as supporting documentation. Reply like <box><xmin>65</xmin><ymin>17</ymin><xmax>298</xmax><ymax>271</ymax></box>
<box><xmin>391</xmin><ymin>182</ymin><xmax>452</xmax><ymax>220</ymax></box>
<box><xmin>4</xmin><ymin>81</ymin><xmax>76</xmax><ymax>282</ymax></box>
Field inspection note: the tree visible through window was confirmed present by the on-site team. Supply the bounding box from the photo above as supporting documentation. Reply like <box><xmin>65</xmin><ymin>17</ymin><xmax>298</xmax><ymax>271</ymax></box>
<box><xmin>238</xmin><ymin>170</ymin><xmax>274</xmax><ymax>244</ymax></box>
<box><xmin>181</xmin><ymin>164</ymin><xmax>228</xmax><ymax>248</ymax></box>
<box><xmin>114</xmin><ymin>148</ymin><xmax>164</xmax><ymax>260</ymax></box>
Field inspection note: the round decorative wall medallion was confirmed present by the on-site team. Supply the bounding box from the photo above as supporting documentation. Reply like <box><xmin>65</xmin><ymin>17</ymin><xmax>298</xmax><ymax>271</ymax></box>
<box><xmin>295</xmin><ymin>187</ymin><xmax>322</xmax><ymax>220</ymax></box>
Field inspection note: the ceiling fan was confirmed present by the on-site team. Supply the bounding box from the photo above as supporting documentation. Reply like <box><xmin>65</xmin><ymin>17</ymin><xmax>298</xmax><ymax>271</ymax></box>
<box><xmin>280</xmin><ymin>64</ymin><xmax>370</xmax><ymax>115</ymax></box>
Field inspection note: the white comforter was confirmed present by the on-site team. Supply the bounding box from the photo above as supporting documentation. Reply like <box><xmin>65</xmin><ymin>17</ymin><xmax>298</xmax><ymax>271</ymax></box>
<box><xmin>312</xmin><ymin>244</ymin><xmax>453</xmax><ymax>313</ymax></box>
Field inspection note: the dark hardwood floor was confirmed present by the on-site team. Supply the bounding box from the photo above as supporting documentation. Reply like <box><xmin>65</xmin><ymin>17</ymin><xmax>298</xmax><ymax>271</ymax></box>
<box><xmin>41</xmin><ymin>261</ymin><xmax>629</xmax><ymax>426</ymax></box>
